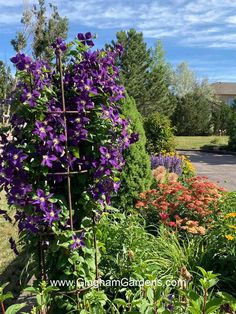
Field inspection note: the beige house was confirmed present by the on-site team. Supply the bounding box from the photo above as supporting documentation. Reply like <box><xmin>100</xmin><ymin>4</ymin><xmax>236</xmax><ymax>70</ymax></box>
<box><xmin>211</xmin><ymin>82</ymin><xmax>236</xmax><ymax>105</ymax></box>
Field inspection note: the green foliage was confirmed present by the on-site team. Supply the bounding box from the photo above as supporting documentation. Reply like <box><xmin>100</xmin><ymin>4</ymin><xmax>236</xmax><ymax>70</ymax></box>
<box><xmin>144</xmin><ymin>41</ymin><xmax>176</xmax><ymax>117</ymax></box>
<box><xmin>228</xmin><ymin>112</ymin><xmax>236</xmax><ymax>151</ymax></box>
<box><xmin>181</xmin><ymin>267</ymin><xmax>235</xmax><ymax>314</ymax></box>
<box><xmin>113</xmin><ymin>94</ymin><xmax>152</xmax><ymax>209</ymax></box>
<box><xmin>210</xmin><ymin>100</ymin><xmax>233</xmax><ymax>135</ymax></box>
<box><xmin>172</xmin><ymin>92</ymin><xmax>211</xmax><ymax>135</ymax></box>
<box><xmin>11</xmin><ymin>0</ymin><xmax>68</xmax><ymax>61</ymax></box>
<box><xmin>112</xmin><ymin>30</ymin><xmax>174</xmax><ymax>118</ymax></box>
<box><xmin>171</xmin><ymin>63</ymin><xmax>218</xmax><ymax>136</ymax></box>
<box><xmin>144</xmin><ymin>112</ymin><xmax>175</xmax><ymax>153</ymax></box>
<box><xmin>0</xmin><ymin>61</ymin><xmax>13</xmax><ymax>101</ymax></box>
<box><xmin>113</xmin><ymin>29</ymin><xmax>151</xmax><ymax>114</ymax></box>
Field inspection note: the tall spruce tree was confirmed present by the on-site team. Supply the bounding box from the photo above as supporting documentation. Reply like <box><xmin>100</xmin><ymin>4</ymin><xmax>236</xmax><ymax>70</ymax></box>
<box><xmin>113</xmin><ymin>94</ymin><xmax>152</xmax><ymax>209</ymax></box>
<box><xmin>112</xmin><ymin>29</ymin><xmax>151</xmax><ymax>114</ymax></box>
<box><xmin>11</xmin><ymin>0</ymin><xmax>68</xmax><ymax>61</ymax></box>
<box><xmin>144</xmin><ymin>40</ymin><xmax>175</xmax><ymax>117</ymax></box>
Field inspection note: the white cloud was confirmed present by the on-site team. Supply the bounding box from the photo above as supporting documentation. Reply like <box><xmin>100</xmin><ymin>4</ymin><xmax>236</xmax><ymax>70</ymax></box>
<box><xmin>1</xmin><ymin>0</ymin><xmax>236</xmax><ymax>49</ymax></box>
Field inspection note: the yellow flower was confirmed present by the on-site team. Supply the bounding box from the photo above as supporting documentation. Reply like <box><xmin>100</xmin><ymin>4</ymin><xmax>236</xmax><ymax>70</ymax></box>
<box><xmin>224</xmin><ymin>213</ymin><xmax>236</xmax><ymax>219</ymax></box>
<box><xmin>225</xmin><ymin>234</ymin><xmax>234</xmax><ymax>241</ymax></box>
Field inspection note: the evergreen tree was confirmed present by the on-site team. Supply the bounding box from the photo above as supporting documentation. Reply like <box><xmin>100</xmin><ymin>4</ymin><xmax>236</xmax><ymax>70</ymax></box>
<box><xmin>172</xmin><ymin>91</ymin><xmax>211</xmax><ymax>135</ymax></box>
<box><xmin>112</xmin><ymin>29</ymin><xmax>151</xmax><ymax>114</ymax></box>
<box><xmin>112</xmin><ymin>31</ymin><xmax>174</xmax><ymax>117</ymax></box>
<box><xmin>11</xmin><ymin>0</ymin><xmax>68</xmax><ymax>61</ymax></box>
<box><xmin>145</xmin><ymin>41</ymin><xmax>176</xmax><ymax>117</ymax></box>
<box><xmin>113</xmin><ymin>94</ymin><xmax>152</xmax><ymax>209</ymax></box>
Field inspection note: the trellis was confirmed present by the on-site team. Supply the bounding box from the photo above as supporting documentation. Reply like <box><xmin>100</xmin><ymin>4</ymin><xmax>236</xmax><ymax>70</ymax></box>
<box><xmin>37</xmin><ymin>51</ymin><xmax>99</xmax><ymax>314</ymax></box>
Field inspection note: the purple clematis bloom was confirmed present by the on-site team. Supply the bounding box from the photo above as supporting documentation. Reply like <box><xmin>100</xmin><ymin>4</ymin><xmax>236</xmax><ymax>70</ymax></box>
<box><xmin>47</xmin><ymin>134</ymin><xmax>66</xmax><ymax>153</ymax></box>
<box><xmin>70</xmin><ymin>232</ymin><xmax>85</xmax><ymax>250</ymax></box>
<box><xmin>77</xmin><ymin>32</ymin><xmax>94</xmax><ymax>46</ymax></box>
<box><xmin>34</xmin><ymin>121</ymin><xmax>53</xmax><ymax>140</ymax></box>
<box><xmin>43</xmin><ymin>204</ymin><xmax>60</xmax><ymax>226</ymax></box>
<box><xmin>32</xmin><ymin>189</ymin><xmax>53</xmax><ymax>210</ymax></box>
<box><xmin>99</xmin><ymin>146</ymin><xmax>120</xmax><ymax>169</ymax></box>
<box><xmin>10</xmin><ymin>53</ymin><xmax>32</xmax><ymax>71</ymax></box>
<box><xmin>41</xmin><ymin>154</ymin><xmax>57</xmax><ymax>167</ymax></box>
<box><xmin>52</xmin><ymin>37</ymin><xmax>67</xmax><ymax>54</ymax></box>
<box><xmin>9</xmin><ymin>149</ymin><xmax>28</xmax><ymax>167</ymax></box>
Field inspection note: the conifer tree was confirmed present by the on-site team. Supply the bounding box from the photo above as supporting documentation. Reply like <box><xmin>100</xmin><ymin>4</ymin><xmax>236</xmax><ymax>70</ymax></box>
<box><xmin>113</xmin><ymin>94</ymin><xmax>152</xmax><ymax>209</ymax></box>
<box><xmin>112</xmin><ymin>29</ymin><xmax>151</xmax><ymax>114</ymax></box>
<box><xmin>144</xmin><ymin>40</ymin><xmax>176</xmax><ymax>117</ymax></box>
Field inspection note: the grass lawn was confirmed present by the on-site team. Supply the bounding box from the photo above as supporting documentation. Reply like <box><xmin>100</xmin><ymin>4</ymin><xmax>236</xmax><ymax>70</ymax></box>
<box><xmin>175</xmin><ymin>136</ymin><xmax>229</xmax><ymax>150</ymax></box>
<box><xmin>0</xmin><ymin>192</ymin><xmax>18</xmax><ymax>274</ymax></box>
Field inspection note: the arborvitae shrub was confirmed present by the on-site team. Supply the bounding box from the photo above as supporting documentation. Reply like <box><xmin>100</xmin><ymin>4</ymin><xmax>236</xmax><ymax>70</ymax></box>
<box><xmin>113</xmin><ymin>94</ymin><xmax>152</xmax><ymax>209</ymax></box>
<box><xmin>144</xmin><ymin>112</ymin><xmax>175</xmax><ymax>154</ymax></box>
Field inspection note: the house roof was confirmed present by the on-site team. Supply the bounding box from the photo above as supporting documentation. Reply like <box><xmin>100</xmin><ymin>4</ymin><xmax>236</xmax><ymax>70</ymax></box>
<box><xmin>211</xmin><ymin>82</ymin><xmax>236</xmax><ymax>95</ymax></box>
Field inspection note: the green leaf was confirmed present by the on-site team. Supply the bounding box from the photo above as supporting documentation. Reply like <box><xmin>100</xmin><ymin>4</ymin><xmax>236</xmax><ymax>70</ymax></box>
<box><xmin>5</xmin><ymin>303</ymin><xmax>27</xmax><ymax>314</ymax></box>
<box><xmin>23</xmin><ymin>287</ymin><xmax>38</xmax><ymax>294</ymax></box>
<box><xmin>0</xmin><ymin>292</ymin><xmax>13</xmax><ymax>303</ymax></box>
<box><xmin>113</xmin><ymin>298</ymin><xmax>127</xmax><ymax>307</ymax></box>
<box><xmin>205</xmin><ymin>298</ymin><xmax>222</xmax><ymax>313</ymax></box>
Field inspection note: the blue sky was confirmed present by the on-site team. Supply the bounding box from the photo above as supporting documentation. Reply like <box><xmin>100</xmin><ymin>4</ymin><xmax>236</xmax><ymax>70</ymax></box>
<box><xmin>1</xmin><ymin>0</ymin><xmax>236</xmax><ymax>82</ymax></box>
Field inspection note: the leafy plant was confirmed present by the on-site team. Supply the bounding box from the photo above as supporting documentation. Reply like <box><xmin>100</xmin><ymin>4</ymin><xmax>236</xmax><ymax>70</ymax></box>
<box><xmin>144</xmin><ymin>112</ymin><xmax>176</xmax><ymax>154</ymax></box>
<box><xmin>0</xmin><ymin>32</ymin><xmax>137</xmax><ymax>311</ymax></box>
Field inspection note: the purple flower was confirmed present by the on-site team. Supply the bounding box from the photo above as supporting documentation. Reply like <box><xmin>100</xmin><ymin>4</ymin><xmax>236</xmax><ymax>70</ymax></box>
<box><xmin>77</xmin><ymin>32</ymin><xmax>94</xmax><ymax>46</ymax></box>
<box><xmin>166</xmin><ymin>304</ymin><xmax>174</xmax><ymax>312</ymax></box>
<box><xmin>32</xmin><ymin>189</ymin><xmax>53</xmax><ymax>210</ymax></box>
<box><xmin>10</xmin><ymin>53</ymin><xmax>32</xmax><ymax>71</ymax></box>
<box><xmin>41</xmin><ymin>154</ymin><xmax>57</xmax><ymax>167</ymax></box>
<box><xmin>9</xmin><ymin>237</ymin><xmax>19</xmax><ymax>255</ymax></box>
<box><xmin>43</xmin><ymin>204</ymin><xmax>60</xmax><ymax>225</ymax></box>
<box><xmin>8</xmin><ymin>149</ymin><xmax>28</xmax><ymax>167</ymax></box>
<box><xmin>151</xmin><ymin>153</ymin><xmax>183</xmax><ymax>175</ymax></box>
<box><xmin>20</xmin><ymin>88</ymin><xmax>41</xmax><ymax>107</ymax></box>
<box><xmin>99</xmin><ymin>146</ymin><xmax>120</xmax><ymax>169</ymax></box>
<box><xmin>52</xmin><ymin>37</ymin><xmax>67</xmax><ymax>54</ymax></box>
<box><xmin>34</xmin><ymin>121</ymin><xmax>53</xmax><ymax>140</ymax></box>
<box><xmin>47</xmin><ymin>134</ymin><xmax>66</xmax><ymax>153</ymax></box>
<box><xmin>168</xmin><ymin>294</ymin><xmax>175</xmax><ymax>301</ymax></box>
<box><xmin>70</xmin><ymin>232</ymin><xmax>85</xmax><ymax>250</ymax></box>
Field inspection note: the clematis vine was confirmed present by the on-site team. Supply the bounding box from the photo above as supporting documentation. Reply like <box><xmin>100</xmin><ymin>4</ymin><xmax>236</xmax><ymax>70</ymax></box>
<box><xmin>0</xmin><ymin>31</ymin><xmax>138</xmax><ymax>273</ymax></box>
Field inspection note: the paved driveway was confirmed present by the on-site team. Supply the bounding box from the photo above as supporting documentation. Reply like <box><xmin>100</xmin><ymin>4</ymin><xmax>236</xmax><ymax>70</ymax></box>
<box><xmin>180</xmin><ymin>151</ymin><xmax>236</xmax><ymax>191</ymax></box>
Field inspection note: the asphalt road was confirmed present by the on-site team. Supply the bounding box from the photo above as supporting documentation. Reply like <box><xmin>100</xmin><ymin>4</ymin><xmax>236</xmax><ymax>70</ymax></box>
<box><xmin>180</xmin><ymin>151</ymin><xmax>236</xmax><ymax>192</ymax></box>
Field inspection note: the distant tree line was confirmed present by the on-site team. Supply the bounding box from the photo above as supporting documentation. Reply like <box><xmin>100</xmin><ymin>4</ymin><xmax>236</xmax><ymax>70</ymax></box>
<box><xmin>109</xmin><ymin>29</ymin><xmax>235</xmax><ymax>136</ymax></box>
<box><xmin>1</xmin><ymin>4</ymin><xmax>235</xmax><ymax>136</ymax></box>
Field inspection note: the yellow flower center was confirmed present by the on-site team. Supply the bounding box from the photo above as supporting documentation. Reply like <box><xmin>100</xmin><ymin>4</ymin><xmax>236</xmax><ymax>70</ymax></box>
<box><xmin>13</xmin><ymin>154</ymin><xmax>18</xmax><ymax>160</ymax></box>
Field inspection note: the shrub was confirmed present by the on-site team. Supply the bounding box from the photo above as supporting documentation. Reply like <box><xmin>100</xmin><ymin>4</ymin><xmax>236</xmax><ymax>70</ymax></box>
<box><xmin>136</xmin><ymin>176</ymin><xmax>225</xmax><ymax>235</ymax></box>
<box><xmin>144</xmin><ymin>112</ymin><xmax>175</xmax><ymax>154</ymax></box>
<box><xmin>112</xmin><ymin>94</ymin><xmax>152</xmax><ymax>209</ymax></box>
<box><xmin>228</xmin><ymin>112</ymin><xmax>236</xmax><ymax>151</ymax></box>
